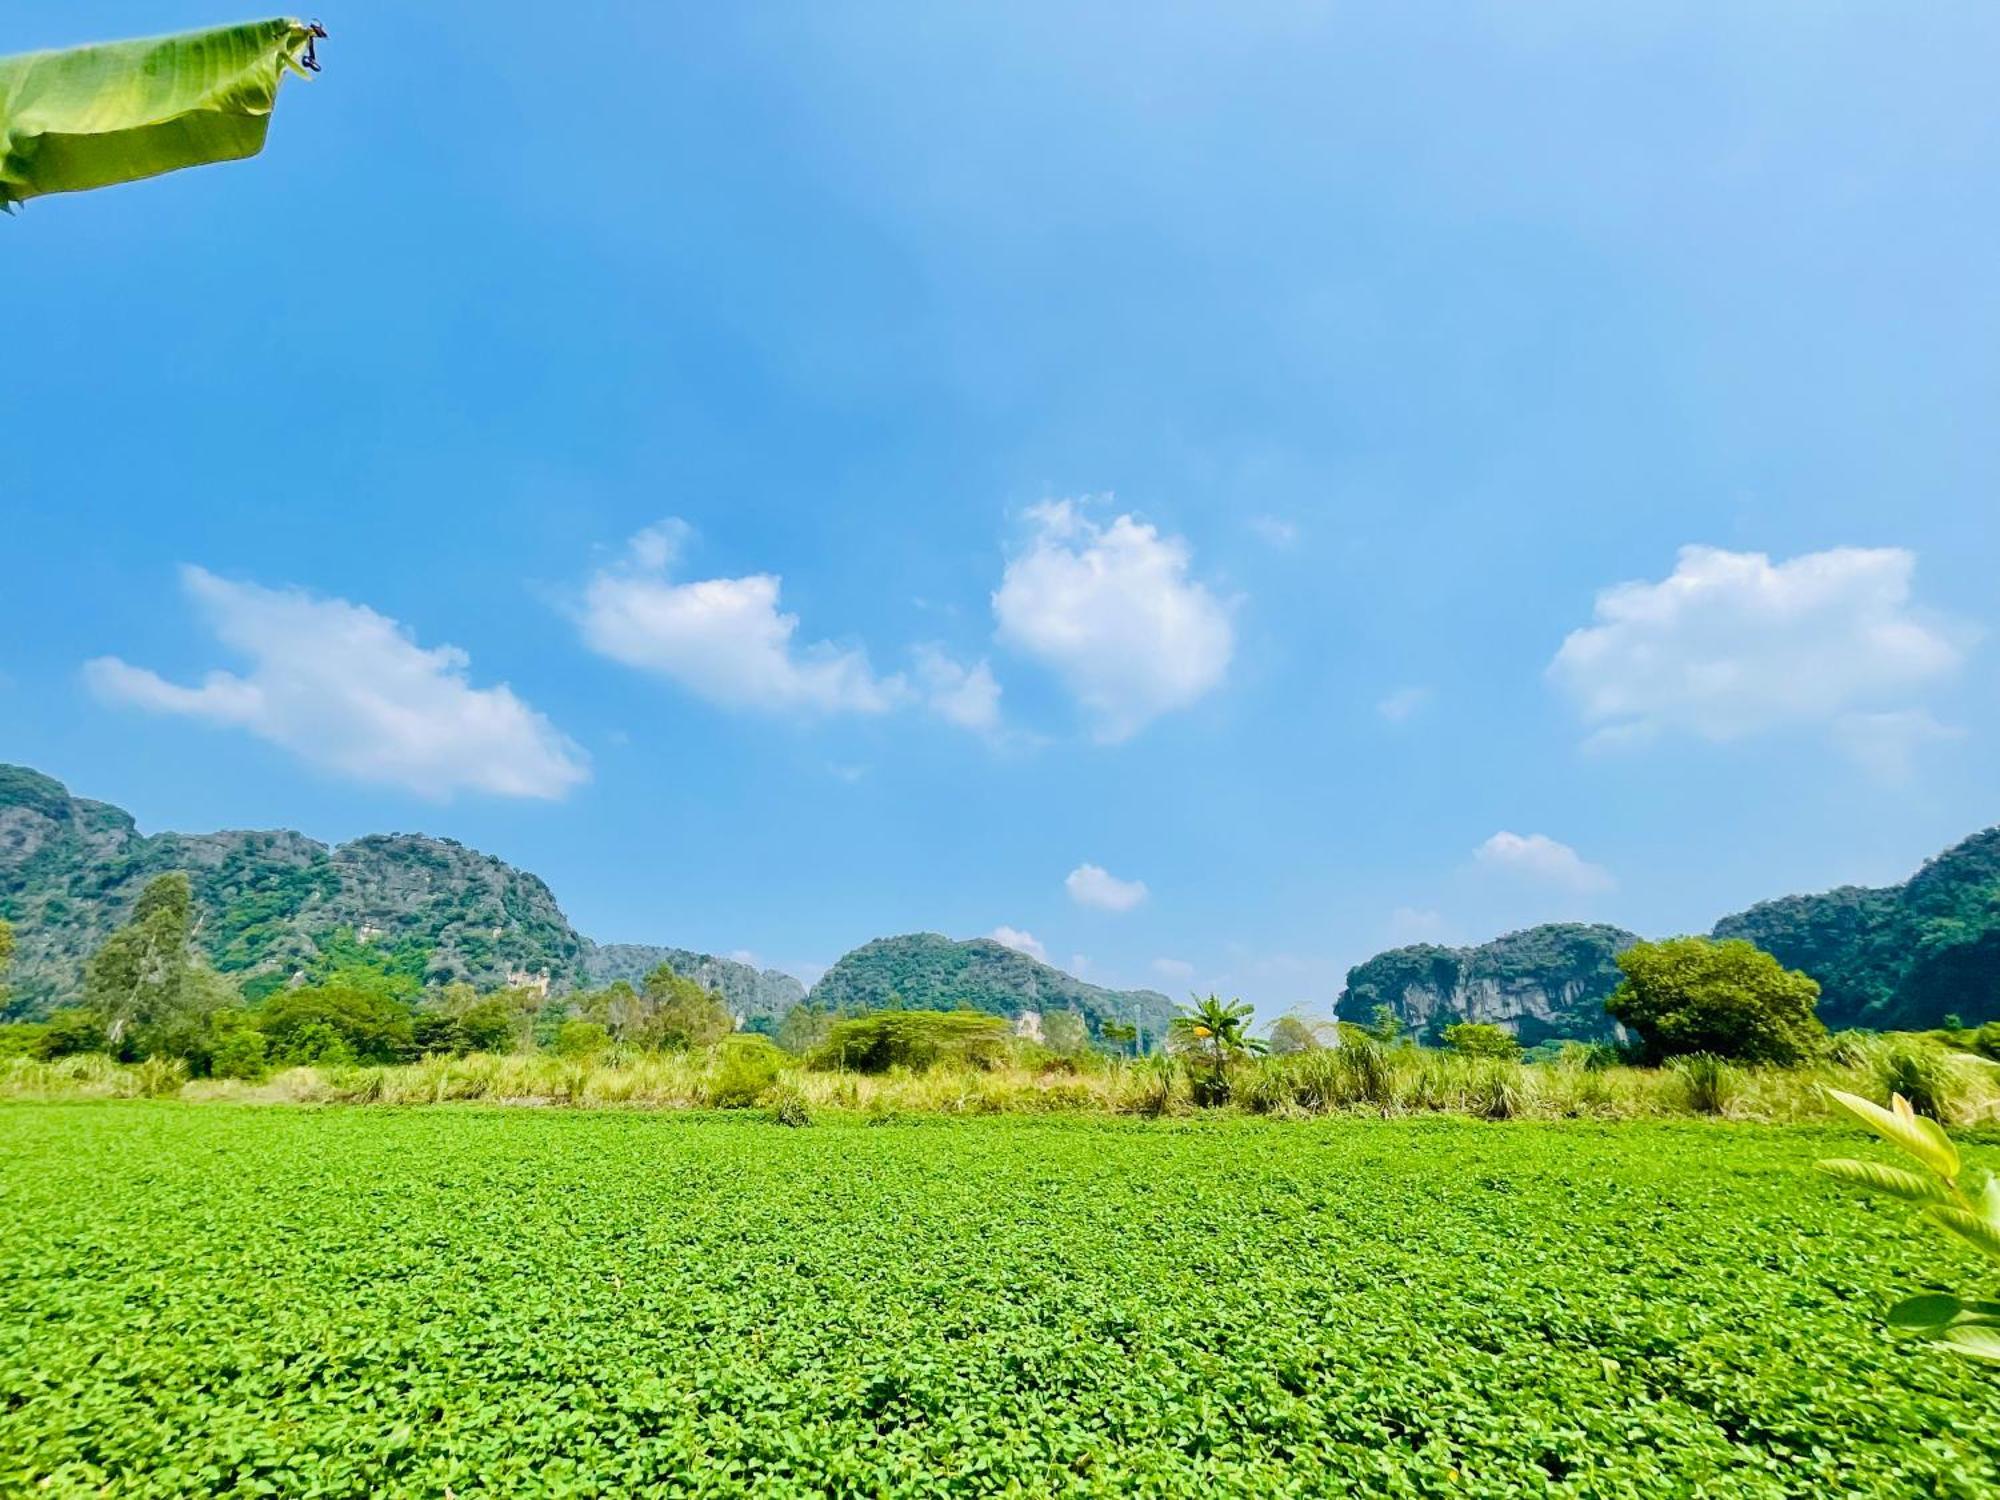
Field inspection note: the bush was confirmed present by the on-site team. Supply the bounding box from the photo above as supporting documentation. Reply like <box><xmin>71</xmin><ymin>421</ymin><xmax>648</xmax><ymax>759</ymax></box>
<box><xmin>1441</xmin><ymin>1022</ymin><xmax>1523</xmax><ymax>1060</ymax></box>
<box><xmin>710</xmin><ymin>1037</ymin><xmax>784</xmax><ymax>1108</ymax></box>
<box><xmin>1873</xmin><ymin>1041</ymin><xmax>1964</xmax><ymax>1124</ymax></box>
<box><xmin>1671</xmin><ymin>1054</ymin><xmax>1744</xmax><ymax>1116</ymax></box>
<box><xmin>766</xmin><ymin>1084</ymin><xmax>812</xmax><ymax>1127</ymax></box>
<box><xmin>813</xmin><ymin>1010</ymin><xmax>1012</xmax><ymax>1073</ymax></box>
<box><xmin>554</xmin><ymin>1019</ymin><xmax>611</xmax><ymax>1061</ymax></box>
<box><xmin>210</xmin><ymin>1029</ymin><xmax>268</xmax><ymax>1081</ymax></box>
<box><xmin>132</xmin><ymin>1056</ymin><xmax>188</xmax><ymax>1099</ymax></box>
<box><xmin>37</xmin><ymin>1008</ymin><xmax>108</xmax><ymax>1060</ymax></box>
<box><xmin>1607</xmin><ymin>937</ymin><xmax>1826</xmax><ymax>1065</ymax></box>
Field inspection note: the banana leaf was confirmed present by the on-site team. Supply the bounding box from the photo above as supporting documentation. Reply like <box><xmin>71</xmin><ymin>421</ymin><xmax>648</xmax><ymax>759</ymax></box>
<box><xmin>0</xmin><ymin>19</ymin><xmax>321</xmax><ymax>210</ymax></box>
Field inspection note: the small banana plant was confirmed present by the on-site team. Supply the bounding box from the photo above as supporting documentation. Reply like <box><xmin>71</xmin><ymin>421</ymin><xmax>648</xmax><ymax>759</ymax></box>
<box><xmin>1816</xmin><ymin>1087</ymin><xmax>2000</xmax><ymax>1363</ymax></box>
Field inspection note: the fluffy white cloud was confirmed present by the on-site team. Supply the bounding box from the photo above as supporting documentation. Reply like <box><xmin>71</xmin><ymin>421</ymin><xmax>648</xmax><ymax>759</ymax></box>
<box><xmin>580</xmin><ymin>523</ymin><xmax>905</xmax><ymax>715</ymax></box>
<box><xmin>994</xmin><ymin>501</ymin><xmax>1234</xmax><ymax>742</ymax></box>
<box><xmin>1066</xmin><ymin>862</ymin><xmax>1149</xmax><ymax>912</ymax></box>
<box><xmin>989</xmin><ymin>925</ymin><xmax>1047</xmax><ymax>961</ymax></box>
<box><xmin>1472</xmin><ymin>832</ymin><xmax>1614</xmax><ymax>893</ymax></box>
<box><xmin>581</xmin><ymin>524</ymin><xmax>1006</xmax><ymax>735</ymax></box>
<box><xmin>1377</xmin><ymin>686</ymin><xmax>1431</xmax><ymax>723</ymax></box>
<box><xmin>85</xmin><ymin>567</ymin><xmax>587</xmax><ymax>800</ymax></box>
<box><xmin>1549</xmin><ymin>545</ymin><xmax>1970</xmax><ymax>749</ymax></box>
<box><xmin>1151</xmin><ymin>957</ymin><xmax>1195</xmax><ymax>982</ymax></box>
<box><xmin>913</xmin><ymin>644</ymin><xmax>1002</xmax><ymax>732</ymax></box>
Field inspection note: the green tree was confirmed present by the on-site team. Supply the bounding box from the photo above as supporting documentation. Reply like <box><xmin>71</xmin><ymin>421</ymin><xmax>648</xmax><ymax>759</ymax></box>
<box><xmin>258</xmin><ymin>982</ymin><xmax>414</xmax><ymax>1065</ymax></box>
<box><xmin>554</xmin><ymin>1018</ymin><xmax>611</xmax><ymax>1060</ymax></box>
<box><xmin>0</xmin><ymin>916</ymin><xmax>13</xmax><ymax>1010</ymax></box>
<box><xmin>84</xmin><ymin>873</ymin><xmax>194</xmax><ymax>1051</ymax></box>
<box><xmin>641</xmin><ymin>964</ymin><xmax>733</xmax><ymax>1051</ymax></box>
<box><xmin>1441</xmin><ymin>1021</ymin><xmax>1523</xmax><ymax>1060</ymax></box>
<box><xmin>1607</xmin><ymin>936</ymin><xmax>1826</xmax><ymax>1065</ymax></box>
<box><xmin>1168</xmin><ymin>996</ymin><xmax>1267</xmax><ymax>1106</ymax></box>
<box><xmin>1100</xmin><ymin>1019</ymin><xmax>1140</xmax><ymax>1056</ymax></box>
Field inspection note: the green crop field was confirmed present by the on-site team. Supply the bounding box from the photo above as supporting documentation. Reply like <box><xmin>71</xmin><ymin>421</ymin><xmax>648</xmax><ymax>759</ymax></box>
<box><xmin>3</xmin><ymin>1106</ymin><xmax>1999</xmax><ymax>1496</ymax></box>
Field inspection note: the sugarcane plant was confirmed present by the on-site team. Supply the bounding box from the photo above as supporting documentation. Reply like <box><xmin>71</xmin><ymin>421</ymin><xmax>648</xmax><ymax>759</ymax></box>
<box><xmin>1816</xmin><ymin>1087</ymin><xmax>2000</xmax><ymax>1362</ymax></box>
<box><xmin>1</xmin><ymin>18</ymin><xmax>325</xmax><ymax>211</ymax></box>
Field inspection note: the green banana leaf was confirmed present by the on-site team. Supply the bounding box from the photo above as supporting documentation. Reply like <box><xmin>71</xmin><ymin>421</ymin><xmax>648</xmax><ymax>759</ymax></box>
<box><xmin>0</xmin><ymin>19</ymin><xmax>321</xmax><ymax>210</ymax></box>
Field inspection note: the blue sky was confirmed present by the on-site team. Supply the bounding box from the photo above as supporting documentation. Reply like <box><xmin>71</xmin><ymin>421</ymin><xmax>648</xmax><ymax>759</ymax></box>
<box><xmin>5</xmin><ymin>4</ymin><xmax>1997</xmax><ymax>1013</ymax></box>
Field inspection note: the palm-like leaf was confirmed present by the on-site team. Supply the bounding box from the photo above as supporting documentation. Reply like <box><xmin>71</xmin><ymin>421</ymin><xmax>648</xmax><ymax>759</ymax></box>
<box><xmin>1</xmin><ymin>19</ymin><xmax>322</xmax><ymax>210</ymax></box>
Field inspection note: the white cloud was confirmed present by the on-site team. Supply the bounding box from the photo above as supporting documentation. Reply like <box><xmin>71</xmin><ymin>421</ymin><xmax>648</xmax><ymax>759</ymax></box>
<box><xmin>1832</xmin><ymin>709</ymin><xmax>1966</xmax><ymax>782</ymax></box>
<box><xmin>1066</xmin><ymin>862</ymin><xmax>1149</xmax><ymax>912</ymax></box>
<box><xmin>989</xmin><ymin>925</ymin><xmax>1047</xmax><ymax>962</ymax></box>
<box><xmin>579</xmin><ymin>522</ymin><xmax>905</xmax><ymax>715</ymax></box>
<box><xmin>1249</xmin><ymin>514</ymin><xmax>1298</xmax><ymax>548</ymax></box>
<box><xmin>1151</xmin><ymin>957</ymin><xmax>1195</xmax><ymax>982</ymax></box>
<box><xmin>1377</xmin><ymin>686</ymin><xmax>1431</xmax><ymax>723</ymax></box>
<box><xmin>1549</xmin><ymin>545</ymin><xmax>1971</xmax><ymax>750</ymax></box>
<box><xmin>912</xmin><ymin>644</ymin><xmax>1002</xmax><ymax>732</ymax></box>
<box><xmin>727</xmin><ymin>949</ymin><xmax>762</xmax><ymax>968</ymax></box>
<box><xmin>994</xmin><ymin>500</ymin><xmax>1234</xmax><ymax>742</ymax></box>
<box><xmin>1472</xmin><ymin>832</ymin><xmax>1614</xmax><ymax>893</ymax></box>
<box><xmin>84</xmin><ymin>568</ymin><xmax>587</xmax><ymax>800</ymax></box>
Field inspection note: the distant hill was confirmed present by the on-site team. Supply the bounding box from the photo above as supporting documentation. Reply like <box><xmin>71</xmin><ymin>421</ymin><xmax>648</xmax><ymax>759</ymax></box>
<box><xmin>1343</xmin><ymin>827</ymin><xmax>2000</xmax><ymax>1039</ymax></box>
<box><xmin>0</xmin><ymin>764</ymin><xmax>771</xmax><ymax>1023</ymax></box>
<box><xmin>809</xmin><ymin>933</ymin><xmax>1176</xmax><ymax>1045</ymax></box>
<box><xmin>583</xmin><ymin>944</ymin><xmax>805</xmax><ymax>1025</ymax></box>
<box><xmin>1714</xmin><ymin>828</ymin><xmax>2000</xmax><ymax>1031</ymax></box>
<box><xmin>1340</xmin><ymin>924</ymin><xmax>1639</xmax><ymax>1045</ymax></box>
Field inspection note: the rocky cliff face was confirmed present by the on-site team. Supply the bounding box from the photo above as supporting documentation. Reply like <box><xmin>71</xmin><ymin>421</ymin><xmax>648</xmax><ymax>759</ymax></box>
<box><xmin>1339</xmin><ymin>924</ymin><xmax>1639</xmax><ymax>1045</ymax></box>
<box><xmin>583</xmin><ymin>943</ymin><xmax>806</xmax><ymax>1024</ymax></box>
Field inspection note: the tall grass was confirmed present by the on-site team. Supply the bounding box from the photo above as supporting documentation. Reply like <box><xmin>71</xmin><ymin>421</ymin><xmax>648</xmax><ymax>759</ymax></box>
<box><xmin>11</xmin><ymin>1037</ymin><xmax>2000</xmax><ymax>1125</ymax></box>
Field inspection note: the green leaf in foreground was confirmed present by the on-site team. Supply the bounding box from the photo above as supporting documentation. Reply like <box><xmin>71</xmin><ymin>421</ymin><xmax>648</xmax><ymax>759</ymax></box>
<box><xmin>0</xmin><ymin>19</ymin><xmax>322</xmax><ymax>210</ymax></box>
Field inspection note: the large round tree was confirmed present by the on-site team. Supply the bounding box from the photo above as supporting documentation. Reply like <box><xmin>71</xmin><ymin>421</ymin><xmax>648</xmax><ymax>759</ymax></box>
<box><xmin>1607</xmin><ymin>936</ymin><xmax>1826</xmax><ymax>1064</ymax></box>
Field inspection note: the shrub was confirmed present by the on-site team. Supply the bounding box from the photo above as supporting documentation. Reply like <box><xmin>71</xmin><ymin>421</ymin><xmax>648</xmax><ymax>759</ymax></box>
<box><xmin>132</xmin><ymin>1057</ymin><xmax>188</xmax><ymax>1099</ymax></box>
<box><xmin>1671</xmin><ymin>1054</ymin><xmax>1743</xmax><ymax>1116</ymax></box>
<box><xmin>210</xmin><ymin>1029</ymin><xmax>268</xmax><ymax>1081</ymax></box>
<box><xmin>1607</xmin><ymin>937</ymin><xmax>1826</xmax><ymax>1065</ymax></box>
<box><xmin>813</xmin><ymin>1010</ymin><xmax>1012</xmax><ymax>1073</ymax></box>
<box><xmin>554</xmin><ymin>1019</ymin><xmax>612</xmax><ymax>1061</ymax></box>
<box><xmin>766</xmin><ymin>1084</ymin><xmax>812</xmax><ymax>1127</ymax></box>
<box><xmin>1441</xmin><ymin>1022</ymin><xmax>1523</xmax><ymax>1060</ymax></box>
<box><xmin>710</xmin><ymin>1037</ymin><xmax>784</xmax><ymax>1108</ymax></box>
<box><xmin>1873</xmin><ymin>1041</ymin><xmax>1964</xmax><ymax>1124</ymax></box>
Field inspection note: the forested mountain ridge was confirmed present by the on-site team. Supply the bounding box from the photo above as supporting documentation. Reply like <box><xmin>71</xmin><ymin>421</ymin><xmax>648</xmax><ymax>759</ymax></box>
<box><xmin>0</xmin><ymin>766</ymin><xmax>1141</xmax><ymax>1034</ymax></box>
<box><xmin>1344</xmin><ymin>826</ymin><xmax>2000</xmax><ymax>1038</ymax></box>
<box><xmin>809</xmin><ymin>933</ymin><xmax>1177</xmax><ymax>1045</ymax></box>
<box><xmin>1713</xmin><ymin>827</ymin><xmax>2000</xmax><ymax>1030</ymax></box>
<box><xmin>0</xmin><ymin>766</ymin><xmax>773</xmax><ymax>1021</ymax></box>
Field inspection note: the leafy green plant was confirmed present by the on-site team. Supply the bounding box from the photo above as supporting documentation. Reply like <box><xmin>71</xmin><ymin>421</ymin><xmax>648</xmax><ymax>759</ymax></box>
<box><xmin>1</xmin><ymin>20</ymin><xmax>325</xmax><ymax>210</ymax></box>
<box><xmin>1816</xmin><ymin>1087</ymin><xmax>2000</xmax><ymax>1362</ymax></box>
<box><xmin>1168</xmin><ymin>996</ymin><xmax>1266</xmax><ymax>1106</ymax></box>
<box><xmin>1671</xmin><ymin>1053</ymin><xmax>1744</xmax><ymax>1116</ymax></box>
<box><xmin>1442</xmin><ymin>1021</ymin><xmax>1523</xmax><ymax>1060</ymax></box>
<box><xmin>1873</xmin><ymin>1041</ymin><xmax>1965</xmax><ymax>1123</ymax></box>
